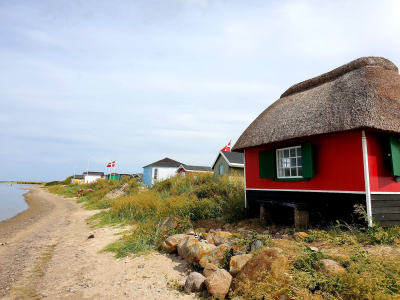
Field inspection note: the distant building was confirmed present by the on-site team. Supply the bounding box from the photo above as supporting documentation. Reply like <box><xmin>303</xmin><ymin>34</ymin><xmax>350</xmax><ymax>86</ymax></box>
<box><xmin>211</xmin><ymin>151</ymin><xmax>244</xmax><ymax>181</ymax></box>
<box><xmin>83</xmin><ymin>171</ymin><xmax>104</xmax><ymax>184</ymax></box>
<box><xmin>177</xmin><ymin>164</ymin><xmax>212</xmax><ymax>176</ymax></box>
<box><xmin>72</xmin><ymin>175</ymin><xmax>85</xmax><ymax>184</ymax></box>
<box><xmin>142</xmin><ymin>158</ymin><xmax>183</xmax><ymax>186</ymax></box>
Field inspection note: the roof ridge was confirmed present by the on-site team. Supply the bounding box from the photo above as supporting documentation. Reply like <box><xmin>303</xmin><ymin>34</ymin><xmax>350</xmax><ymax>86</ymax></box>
<box><xmin>280</xmin><ymin>56</ymin><xmax>398</xmax><ymax>98</ymax></box>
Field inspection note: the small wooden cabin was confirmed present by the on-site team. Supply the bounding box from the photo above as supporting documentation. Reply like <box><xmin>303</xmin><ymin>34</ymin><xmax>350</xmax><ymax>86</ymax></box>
<box><xmin>211</xmin><ymin>151</ymin><xmax>244</xmax><ymax>182</ymax></box>
<box><xmin>142</xmin><ymin>157</ymin><xmax>183</xmax><ymax>186</ymax></box>
<box><xmin>232</xmin><ymin>57</ymin><xmax>400</xmax><ymax>227</ymax></box>
<box><xmin>177</xmin><ymin>164</ymin><xmax>212</xmax><ymax>176</ymax></box>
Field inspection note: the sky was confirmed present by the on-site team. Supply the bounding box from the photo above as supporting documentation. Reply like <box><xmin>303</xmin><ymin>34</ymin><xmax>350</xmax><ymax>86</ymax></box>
<box><xmin>1</xmin><ymin>0</ymin><xmax>400</xmax><ymax>181</ymax></box>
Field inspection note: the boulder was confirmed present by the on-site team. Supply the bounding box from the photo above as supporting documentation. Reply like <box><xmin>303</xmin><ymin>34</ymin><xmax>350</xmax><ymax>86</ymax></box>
<box><xmin>250</xmin><ymin>240</ymin><xmax>263</xmax><ymax>252</ymax></box>
<box><xmin>199</xmin><ymin>244</ymin><xmax>231</xmax><ymax>267</ymax></box>
<box><xmin>232</xmin><ymin>248</ymin><xmax>288</xmax><ymax>291</ymax></box>
<box><xmin>184</xmin><ymin>272</ymin><xmax>206</xmax><ymax>294</ymax></box>
<box><xmin>203</xmin><ymin>263</ymin><xmax>219</xmax><ymax>278</ymax></box>
<box><xmin>292</xmin><ymin>232</ymin><xmax>309</xmax><ymax>241</ymax></box>
<box><xmin>205</xmin><ymin>269</ymin><xmax>232</xmax><ymax>298</ymax></box>
<box><xmin>317</xmin><ymin>259</ymin><xmax>346</xmax><ymax>275</ymax></box>
<box><xmin>186</xmin><ymin>242</ymin><xmax>216</xmax><ymax>264</ymax></box>
<box><xmin>213</xmin><ymin>232</ymin><xmax>232</xmax><ymax>246</ymax></box>
<box><xmin>186</xmin><ymin>229</ymin><xmax>195</xmax><ymax>235</ymax></box>
<box><xmin>158</xmin><ymin>217</ymin><xmax>176</xmax><ymax>231</ymax></box>
<box><xmin>233</xmin><ymin>245</ymin><xmax>247</xmax><ymax>255</ymax></box>
<box><xmin>202</xmin><ymin>233</ymin><xmax>215</xmax><ymax>245</ymax></box>
<box><xmin>162</xmin><ymin>234</ymin><xmax>188</xmax><ymax>254</ymax></box>
<box><xmin>229</xmin><ymin>254</ymin><xmax>252</xmax><ymax>277</ymax></box>
<box><xmin>195</xmin><ymin>228</ymin><xmax>207</xmax><ymax>234</ymax></box>
<box><xmin>177</xmin><ymin>236</ymin><xmax>200</xmax><ymax>259</ymax></box>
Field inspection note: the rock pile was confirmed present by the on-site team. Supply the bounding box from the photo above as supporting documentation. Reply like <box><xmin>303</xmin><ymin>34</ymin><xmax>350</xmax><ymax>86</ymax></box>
<box><xmin>161</xmin><ymin>228</ymin><xmax>281</xmax><ymax>298</ymax></box>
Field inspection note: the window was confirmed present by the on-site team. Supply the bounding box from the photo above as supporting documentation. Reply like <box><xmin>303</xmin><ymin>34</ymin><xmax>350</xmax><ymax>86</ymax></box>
<box><xmin>219</xmin><ymin>164</ymin><xmax>224</xmax><ymax>175</ymax></box>
<box><xmin>259</xmin><ymin>142</ymin><xmax>314</xmax><ymax>180</ymax></box>
<box><xmin>276</xmin><ymin>146</ymin><xmax>302</xmax><ymax>178</ymax></box>
<box><xmin>153</xmin><ymin>168</ymin><xmax>158</xmax><ymax>180</ymax></box>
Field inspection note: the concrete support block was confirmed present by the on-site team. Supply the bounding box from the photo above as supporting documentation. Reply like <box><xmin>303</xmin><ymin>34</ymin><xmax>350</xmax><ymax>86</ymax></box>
<box><xmin>260</xmin><ymin>203</ymin><xmax>270</xmax><ymax>225</ymax></box>
<box><xmin>294</xmin><ymin>209</ymin><xmax>309</xmax><ymax>229</ymax></box>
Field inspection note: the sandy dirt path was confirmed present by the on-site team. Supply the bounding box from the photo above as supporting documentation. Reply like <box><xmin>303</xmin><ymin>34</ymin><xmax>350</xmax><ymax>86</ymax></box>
<box><xmin>0</xmin><ymin>188</ymin><xmax>195</xmax><ymax>300</ymax></box>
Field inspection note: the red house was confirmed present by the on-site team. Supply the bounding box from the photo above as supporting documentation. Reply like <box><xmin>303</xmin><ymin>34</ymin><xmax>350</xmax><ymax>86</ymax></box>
<box><xmin>232</xmin><ymin>57</ymin><xmax>400</xmax><ymax>227</ymax></box>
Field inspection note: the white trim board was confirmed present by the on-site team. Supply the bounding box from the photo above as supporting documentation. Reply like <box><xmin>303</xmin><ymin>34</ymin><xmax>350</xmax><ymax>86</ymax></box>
<box><xmin>370</xmin><ymin>192</ymin><xmax>400</xmax><ymax>195</ymax></box>
<box><xmin>246</xmin><ymin>188</ymin><xmax>366</xmax><ymax>194</ymax></box>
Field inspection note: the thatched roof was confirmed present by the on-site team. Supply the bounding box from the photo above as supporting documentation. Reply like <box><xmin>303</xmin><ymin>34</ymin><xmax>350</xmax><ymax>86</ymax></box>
<box><xmin>233</xmin><ymin>56</ymin><xmax>400</xmax><ymax>151</ymax></box>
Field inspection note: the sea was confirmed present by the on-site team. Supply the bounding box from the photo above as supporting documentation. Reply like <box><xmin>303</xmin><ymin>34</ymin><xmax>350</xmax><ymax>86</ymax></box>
<box><xmin>0</xmin><ymin>182</ymin><xmax>33</xmax><ymax>222</ymax></box>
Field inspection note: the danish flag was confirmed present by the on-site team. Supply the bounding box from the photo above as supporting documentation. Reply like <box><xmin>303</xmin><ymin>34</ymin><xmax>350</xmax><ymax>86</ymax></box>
<box><xmin>107</xmin><ymin>161</ymin><xmax>116</xmax><ymax>167</ymax></box>
<box><xmin>221</xmin><ymin>141</ymin><xmax>231</xmax><ymax>152</ymax></box>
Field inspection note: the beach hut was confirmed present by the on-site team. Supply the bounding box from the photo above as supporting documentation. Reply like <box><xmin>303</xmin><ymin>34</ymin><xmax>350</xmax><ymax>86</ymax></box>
<box><xmin>177</xmin><ymin>164</ymin><xmax>212</xmax><ymax>176</ymax></box>
<box><xmin>83</xmin><ymin>172</ymin><xmax>104</xmax><ymax>184</ymax></box>
<box><xmin>142</xmin><ymin>158</ymin><xmax>183</xmax><ymax>186</ymax></box>
<box><xmin>211</xmin><ymin>151</ymin><xmax>244</xmax><ymax>182</ymax></box>
<box><xmin>72</xmin><ymin>175</ymin><xmax>85</xmax><ymax>184</ymax></box>
<box><xmin>232</xmin><ymin>57</ymin><xmax>400</xmax><ymax>227</ymax></box>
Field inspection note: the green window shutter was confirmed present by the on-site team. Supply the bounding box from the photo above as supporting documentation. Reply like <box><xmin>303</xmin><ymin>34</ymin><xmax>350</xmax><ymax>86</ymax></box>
<box><xmin>301</xmin><ymin>142</ymin><xmax>315</xmax><ymax>178</ymax></box>
<box><xmin>259</xmin><ymin>150</ymin><xmax>275</xmax><ymax>179</ymax></box>
<box><xmin>390</xmin><ymin>135</ymin><xmax>400</xmax><ymax>176</ymax></box>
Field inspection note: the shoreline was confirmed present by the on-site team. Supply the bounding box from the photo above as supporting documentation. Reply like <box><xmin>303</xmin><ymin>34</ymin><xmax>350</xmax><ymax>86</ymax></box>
<box><xmin>0</xmin><ymin>187</ymin><xmax>54</xmax><ymax>241</ymax></box>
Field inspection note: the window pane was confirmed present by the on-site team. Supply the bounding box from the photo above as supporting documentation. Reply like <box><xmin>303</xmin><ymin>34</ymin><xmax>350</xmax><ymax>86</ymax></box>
<box><xmin>284</xmin><ymin>149</ymin><xmax>289</xmax><ymax>158</ymax></box>
<box><xmin>278</xmin><ymin>151</ymin><xmax>283</xmax><ymax>159</ymax></box>
<box><xmin>291</xmin><ymin>158</ymin><xmax>297</xmax><ymax>167</ymax></box>
<box><xmin>297</xmin><ymin>147</ymin><xmax>301</xmax><ymax>156</ymax></box>
<box><xmin>278</xmin><ymin>159</ymin><xmax>283</xmax><ymax>168</ymax></box>
<box><xmin>297</xmin><ymin>157</ymin><xmax>302</xmax><ymax>167</ymax></box>
<box><xmin>290</xmin><ymin>148</ymin><xmax>296</xmax><ymax>157</ymax></box>
<box><xmin>285</xmin><ymin>168</ymin><xmax>290</xmax><ymax>176</ymax></box>
<box><xmin>291</xmin><ymin>168</ymin><xmax>297</xmax><ymax>176</ymax></box>
<box><xmin>278</xmin><ymin>169</ymin><xmax>284</xmax><ymax>177</ymax></box>
<box><xmin>283</xmin><ymin>158</ymin><xmax>290</xmax><ymax>167</ymax></box>
<box><xmin>298</xmin><ymin>167</ymin><xmax>302</xmax><ymax>177</ymax></box>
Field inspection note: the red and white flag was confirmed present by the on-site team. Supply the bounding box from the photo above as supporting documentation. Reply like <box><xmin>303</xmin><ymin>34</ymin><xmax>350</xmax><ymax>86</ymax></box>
<box><xmin>221</xmin><ymin>141</ymin><xmax>231</xmax><ymax>152</ymax></box>
<box><xmin>107</xmin><ymin>161</ymin><xmax>116</xmax><ymax>167</ymax></box>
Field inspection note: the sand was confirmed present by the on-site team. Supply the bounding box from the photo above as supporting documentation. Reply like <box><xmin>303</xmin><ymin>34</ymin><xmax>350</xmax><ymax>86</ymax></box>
<box><xmin>0</xmin><ymin>188</ymin><xmax>194</xmax><ymax>300</ymax></box>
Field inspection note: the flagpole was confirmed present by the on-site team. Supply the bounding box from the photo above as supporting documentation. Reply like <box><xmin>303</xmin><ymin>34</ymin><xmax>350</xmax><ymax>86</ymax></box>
<box><xmin>86</xmin><ymin>157</ymin><xmax>89</xmax><ymax>183</ymax></box>
<box><xmin>73</xmin><ymin>164</ymin><xmax>76</xmax><ymax>184</ymax></box>
<box><xmin>110</xmin><ymin>159</ymin><xmax>112</xmax><ymax>179</ymax></box>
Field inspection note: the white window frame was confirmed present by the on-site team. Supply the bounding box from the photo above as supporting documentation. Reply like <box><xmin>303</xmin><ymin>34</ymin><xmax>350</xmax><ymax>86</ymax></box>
<box><xmin>219</xmin><ymin>164</ymin><xmax>224</xmax><ymax>175</ymax></box>
<box><xmin>276</xmin><ymin>146</ymin><xmax>302</xmax><ymax>178</ymax></box>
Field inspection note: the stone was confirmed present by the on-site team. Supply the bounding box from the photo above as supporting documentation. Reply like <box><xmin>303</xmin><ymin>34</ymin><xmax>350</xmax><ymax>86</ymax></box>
<box><xmin>317</xmin><ymin>259</ymin><xmax>346</xmax><ymax>275</ymax></box>
<box><xmin>233</xmin><ymin>245</ymin><xmax>247</xmax><ymax>255</ymax></box>
<box><xmin>292</xmin><ymin>232</ymin><xmax>309</xmax><ymax>241</ymax></box>
<box><xmin>87</xmin><ymin>234</ymin><xmax>94</xmax><ymax>239</ymax></box>
<box><xmin>250</xmin><ymin>240</ymin><xmax>262</xmax><ymax>252</ymax></box>
<box><xmin>186</xmin><ymin>242</ymin><xmax>216</xmax><ymax>264</ymax></box>
<box><xmin>229</xmin><ymin>254</ymin><xmax>252</xmax><ymax>277</ymax></box>
<box><xmin>186</xmin><ymin>229</ymin><xmax>195</xmax><ymax>235</ymax></box>
<box><xmin>184</xmin><ymin>272</ymin><xmax>206</xmax><ymax>294</ymax></box>
<box><xmin>194</xmin><ymin>228</ymin><xmax>206</xmax><ymax>234</ymax></box>
<box><xmin>232</xmin><ymin>248</ymin><xmax>288</xmax><ymax>291</ymax></box>
<box><xmin>308</xmin><ymin>246</ymin><xmax>319</xmax><ymax>252</ymax></box>
<box><xmin>199</xmin><ymin>244</ymin><xmax>231</xmax><ymax>267</ymax></box>
<box><xmin>177</xmin><ymin>236</ymin><xmax>200</xmax><ymax>259</ymax></box>
<box><xmin>158</xmin><ymin>217</ymin><xmax>176</xmax><ymax>231</ymax></box>
<box><xmin>203</xmin><ymin>263</ymin><xmax>219</xmax><ymax>278</ymax></box>
<box><xmin>202</xmin><ymin>233</ymin><xmax>215</xmax><ymax>245</ymax></box>
<box><xmin>205</xmin><ymin>269</ymin><xmax>232</xmax><ymax>298</ymax></box>
<box><xmin>162</xmin><ymin>234</ymin><xmax>188</xmax><ymax>254</ymax></box>
<box><xmin>213</xmin><ymin>232</ymin><xmax>232</xmax><ymax>246</ymax></box>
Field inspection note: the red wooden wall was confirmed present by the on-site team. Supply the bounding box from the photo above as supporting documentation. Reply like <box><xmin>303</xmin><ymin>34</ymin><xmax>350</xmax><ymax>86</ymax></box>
<box><xmin>245</xmin><ymin>130</ymin><xmax>365</xmax><ymax>192</ymax></box>
<box><xmin>367</xmin><ymin>131</ymin><xmax>400</xmax><ymax>192</ymax></box>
